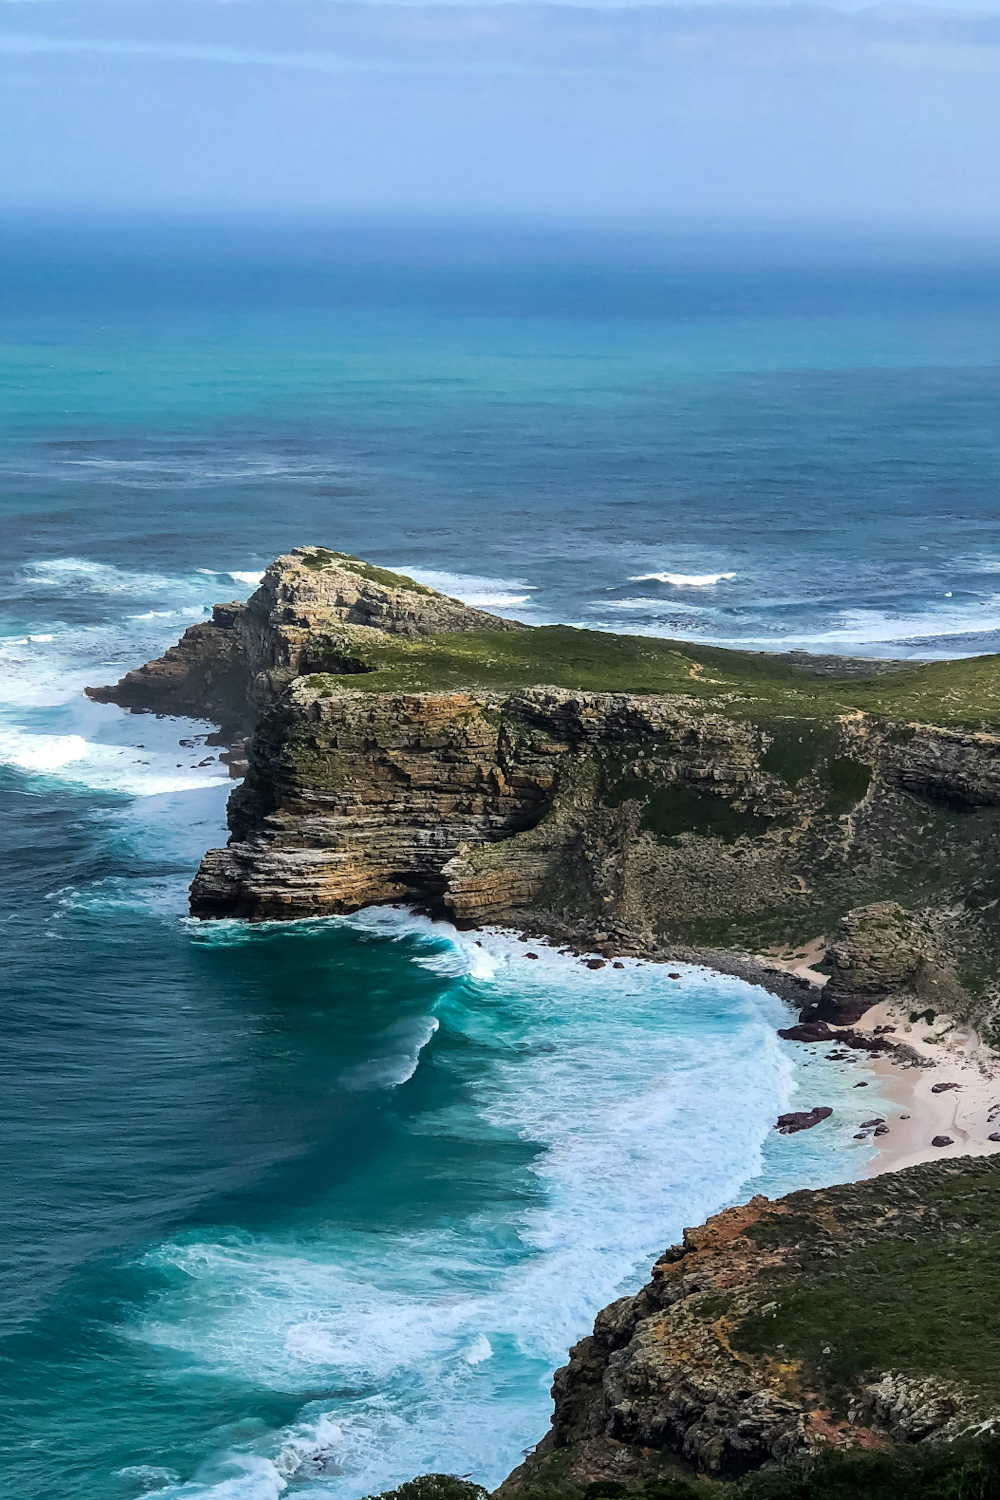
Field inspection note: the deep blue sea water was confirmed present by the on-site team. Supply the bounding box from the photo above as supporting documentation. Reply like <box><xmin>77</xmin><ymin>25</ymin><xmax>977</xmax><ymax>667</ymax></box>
<box><xmin>2</xmin><ymin>220</ymin><xmax>998</xmax><ymax>1499</ymax></box>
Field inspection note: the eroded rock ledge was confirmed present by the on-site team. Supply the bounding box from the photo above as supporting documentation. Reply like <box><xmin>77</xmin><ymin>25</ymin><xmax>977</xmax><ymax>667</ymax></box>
<box><xmin>86</xmin><ymin>546</ymin><xmax>522</xmax><ymax>743</ymax></box>
<box><xmin>87</xmin><ymin>545</ymin><xmax>1000</xmax><ymax>1032</ymax></box>
<box><xmin>497</xmin><ymin>1156</ymin><xmax>1000</xmax><ymax>1491</ymax></box>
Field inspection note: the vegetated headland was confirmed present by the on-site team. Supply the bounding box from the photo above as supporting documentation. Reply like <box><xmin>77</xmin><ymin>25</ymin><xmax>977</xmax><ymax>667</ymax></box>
<box><xmin>88</xmin><ymin>546</ymin><xmax>1000</xmax><ymax>1498</ymax></box>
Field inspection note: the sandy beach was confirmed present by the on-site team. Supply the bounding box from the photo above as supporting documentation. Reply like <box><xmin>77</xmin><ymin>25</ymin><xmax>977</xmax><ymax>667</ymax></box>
<box><xmin>757</xmin><ymin>937</ymin><xmax>1000</xmax><ymax>1174</ymax></box>
<box><xmin>859</xmin><ymin>997</ymin><xmax>1000</xmax><ymax>1175</ymax></box>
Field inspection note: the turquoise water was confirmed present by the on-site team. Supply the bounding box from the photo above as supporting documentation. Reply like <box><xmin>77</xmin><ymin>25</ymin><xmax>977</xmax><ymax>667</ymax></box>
<box><xmin>2</xmin><ymin>221</ymin><xmax>992</xmax><ymax>1498</ymax></box>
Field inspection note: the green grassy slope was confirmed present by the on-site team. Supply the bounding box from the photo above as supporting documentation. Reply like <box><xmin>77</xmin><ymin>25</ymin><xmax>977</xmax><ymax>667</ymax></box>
<box><xmin>310</xmin><ymin>624</ymin><xmax>1000</xmax><ymax>728</ymax></box>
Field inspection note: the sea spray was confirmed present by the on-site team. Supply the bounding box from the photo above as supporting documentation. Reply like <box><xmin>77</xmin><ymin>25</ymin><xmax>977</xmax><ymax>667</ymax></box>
<box><xmin>0</xmin><ymin>558</ymin><xmax>895</xmax><ymax>1500</ymax></box>
<box><xmin>127</xmin><ymin>914</ymin><xmax>892</xmax><ymax>1500</ymax></box>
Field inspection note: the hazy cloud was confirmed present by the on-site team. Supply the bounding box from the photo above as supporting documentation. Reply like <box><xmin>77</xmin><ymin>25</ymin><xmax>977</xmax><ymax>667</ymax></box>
<box><xmin>3</xmin><ymin>1</ymin><xmax>1000</xmax><ymax>220</ymax></box>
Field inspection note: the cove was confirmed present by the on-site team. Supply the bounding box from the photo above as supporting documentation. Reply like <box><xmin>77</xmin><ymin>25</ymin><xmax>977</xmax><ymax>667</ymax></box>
<box><xmin>1</xmin><ymin>752</ymin><xmax>890</xmax><ymax>1499</ymax></box>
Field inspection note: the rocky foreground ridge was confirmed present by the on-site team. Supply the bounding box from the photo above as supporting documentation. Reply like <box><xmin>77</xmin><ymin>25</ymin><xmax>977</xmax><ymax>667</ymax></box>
<box><xmin>89</xmin><ymin>545</ymin><xmax>1000</xmax><ymax>1032</ymax></box>
<box><xmin>494</xmin><ymin>1155</ymin><xmax>1000</xmax><ymax>1496</ymax></box>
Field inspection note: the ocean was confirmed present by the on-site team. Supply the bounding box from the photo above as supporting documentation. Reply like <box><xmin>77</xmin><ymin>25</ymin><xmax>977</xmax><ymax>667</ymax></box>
<box><xmin>2</xmin><ymin>217</ymin><xmax>997</xmax><ymax>1499</ymax></box>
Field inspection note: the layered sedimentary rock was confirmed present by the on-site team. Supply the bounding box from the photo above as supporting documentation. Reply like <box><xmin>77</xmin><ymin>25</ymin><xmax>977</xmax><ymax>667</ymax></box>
<box><xmin>85</xmin><ymin>601</ymin><xmax>254</xmax><ymax>734</ymax></box>
<box><xmin>189</xmin><ymin>684</ymin><xmax>795</xmax><ymax>921</ymax></box>
<box><xmin>86</xmin><ymin>546</ymin><xmax>522</xmax><ymax>739</ymax></box>
<box><xmin>87</xmin><ymin>546</ymin><xmax>1000</xmax><ymax>1029</ymax></box>
<box><xmin>185</xmin><ymin>675</ymin><xmax>1000</xmax><ymax>1025</ymax></box>
<box><xmin>498</xmin><ymin>1157</ymin><xmax>1000</xmax><ymax>1489</ymax></box>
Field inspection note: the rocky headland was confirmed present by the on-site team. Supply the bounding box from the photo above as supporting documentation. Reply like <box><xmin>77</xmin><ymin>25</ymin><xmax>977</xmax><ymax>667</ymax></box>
<box><xmin>88</xmin><ymin>545</ymin><xmax>1000</xmax><ymax>1492</ymax></box>
<box><xmin>89</xmin><ymin>545</ymin><xmax>1000</xmax><ymax>1034</ymax></box>
<box><xmin>496</xmin><ymin>1155</ymin><xmax>1000</xmax><ymax>1497</ymax></box>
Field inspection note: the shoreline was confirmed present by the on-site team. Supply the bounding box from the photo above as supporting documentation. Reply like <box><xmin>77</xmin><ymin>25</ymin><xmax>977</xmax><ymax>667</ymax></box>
<box><xmin>858</xmin><ymin>997</ymin><xmax>1000</xmax><ymax>1174</ymax></box>
<box><xmin>512</xmin><ymin>916</ymin><xmax>1000</xmax><ymax>1177</ymax></box>
<box><xmin>213</xmin><ymin>897</ymin><xmax>1000</xmax><ymax>1183</ymax></box>
<box><xmin>749</xmin><ymin>932</ymin><xmax>1000</xmax><ymax>1173</ymax></box>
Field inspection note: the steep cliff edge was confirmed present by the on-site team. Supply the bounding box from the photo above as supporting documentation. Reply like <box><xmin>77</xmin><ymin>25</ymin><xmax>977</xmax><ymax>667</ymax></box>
<box><xmin>85</xmin><ymin>546</ymin><xmax>523</xmax><ymax>740</ymax></box>
<box><xmin>88</xmin><ymin>546</ymin><xmax>1000</xmax><ymax>1032</ymax></box>
<box><xmin>496</xmin><ymin>1155</ymin><xmax>1000</xmax><ymax>1491</ymax></box>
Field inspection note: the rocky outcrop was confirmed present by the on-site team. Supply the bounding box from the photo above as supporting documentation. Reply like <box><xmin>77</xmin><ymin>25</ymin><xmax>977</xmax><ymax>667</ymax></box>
<box><xmin>187</xmin><ymin>684</ymin><xmax>776</xmax><ymax>919</ymax></box>
<box><xmin>190</xmin><ymin>685</ymin><xmax>548</xmax><ymax>917</ymax></box>
<box><xmin>898</xmin><ymin>727</ymin><xmax>1000</xmax><ymax>809</ymax></box>
<box><xmin>815</xmin><ymin>902</ymin><xmax>967</xmax><ymax>1026</ymax></box>
<box><xmin>85</xmin><ymin>601</ymin><xmax>254</xmax><ymax>736</ymax></box>
<box><xmin>185</xmin><ymin>671</ymin><xmax>1000</xmax><ymax>1029</ymax></box>
<box><xmin>86</xmin><ymin>547</ymin><xmax>522</xmax><ymax>738</ymax></box>
<box><xmin>501</xmin><ymin>1157</ymin><xmax>1000</xmax><ymax>1487</ymax></box>
<box><xmin>84</xmin><ymin>547</ymin><xmax>1000</xmax><ymax>1031</ymax></box>
<box><xmin>188</xmin><ymin>681</ymin><xmax>859</xmax><ymax>923</ymax></box>
<box><xmin>774</xmin><ymin>1106</ymin><xmax>832</xmax><ymax>1133</ymax></box>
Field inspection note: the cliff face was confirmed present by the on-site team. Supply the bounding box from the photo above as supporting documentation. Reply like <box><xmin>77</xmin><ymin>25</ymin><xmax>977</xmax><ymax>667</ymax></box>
<box><xmin>187</xmin><ymin>675</ymin><xmax>1000</xmax><ymax>1027</ymax></box>
<box><xmin>190</xmin><ymin>684</ymin><xmax>775</xmax><ymax>921</ymax></box>
<box><xmin>498</xmin><ymin>1156</ymin><xmax>1000</xmax><ymax>1489</ymax></box>
<box><xmin>86</xmin><ymin>547</ymin><xmax>522</xmax><ymax>740</ymax></box>
<box><xmin>87</xmin><ymin>547</ymin><xmax>1000</xmax><ymax>1028</ymax></box>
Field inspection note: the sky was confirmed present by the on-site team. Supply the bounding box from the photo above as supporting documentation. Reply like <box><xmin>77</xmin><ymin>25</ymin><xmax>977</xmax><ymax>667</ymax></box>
<box><xmin>3</xmin><ymin>0</ymin><xmax>1000</xmax><ymax>224</ymax></box>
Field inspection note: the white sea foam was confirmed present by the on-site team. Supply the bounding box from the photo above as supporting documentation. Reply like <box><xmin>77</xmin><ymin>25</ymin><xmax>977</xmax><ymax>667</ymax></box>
<box><xmin>127</xmin><ymin>912</ymin><xmax>888</xmax><ymax>1500</ymax></box>
<box><xmin>21</xmin><ymin>557</ymin><xmax>205</xmax><ymax>600</ymax></box>
<box><xmin>0</xmin><ymin>722</ymin><xmax>229</xmax><ymax>795</ymax></box>
<box><xmin>18</xmin><ymin>556</ymin><xmax>264</xmax><ymax>608</ymax></box>
<box><xmin>390</xmin><ymin>566</ymin><xmax>536</xmax><ymax>614</ymax></box>
<box><xmin>146</xmin><ymin>1453</ymin><xmax>288</xmax><ymax>1500</ymax></box>
<box><xmin>115</xmin><ymin>1467</ymin><xmax>182</xmax><ymax>1491</ymax></box>
<box><xmin>338</xmin><ymin>1016</ymin><xmax>441</xmax><ymax>1090</ymax></box>
<box><xmin>0</xmin><ymin>558</ymin><xmax>260</xmax><ymax>795</ymax></box>
<box><xmin>629</xmin><ymin>571</ymin><xmax>736</xmax><ymax>587</ymax></box>
<box><xmin>698</xmin><ymin>596</ymin><xmax>1000</xmax><ymax>653</ymax></box>
<box><xmin>54</xmin><ymin>453</ymin><xmax>327</xmax><ymax>486</ymax></box>
<box><xmin>128</xmin><ymin>607</ymin><xmax>209</xmax><ymax>622</ymax></box>
<box><xmin>0</xmin><ymin>563</ymin><xmax>249</xmax><ymax>717</ymax></box>
<box><xmin>600</xmin><ymin>596</ymin><xmax>709</xmax><ymax>614</ymax></box>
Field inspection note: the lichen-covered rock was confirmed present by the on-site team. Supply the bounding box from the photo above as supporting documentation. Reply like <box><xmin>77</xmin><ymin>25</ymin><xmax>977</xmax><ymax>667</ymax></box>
<box><xmin>86</xmin><ymin>546</ymin><xmax>522</xmax><ymax>737</ymax></box>
<box><xmin>521</xmin><ymin>1159</ymin><xmax>1000</xmax><ymax>1484</ymax></box>
<box><xmin>818</xmin><ymin>902</ymin><xmax>966</xmax><ymax>1025</ymax></box>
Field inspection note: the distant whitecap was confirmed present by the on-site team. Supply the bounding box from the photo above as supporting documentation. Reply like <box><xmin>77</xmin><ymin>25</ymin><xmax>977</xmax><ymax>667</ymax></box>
<box><xmin>629</xmin><ymin>571</ymin><xmax>737</xmax><ymax>587</ymax></box>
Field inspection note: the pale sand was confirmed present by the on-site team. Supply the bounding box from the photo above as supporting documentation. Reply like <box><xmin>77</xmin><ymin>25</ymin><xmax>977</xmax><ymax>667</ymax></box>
<box><xmin>858</xmin><ymin>999</ymin><xmax>1000</xmax><ymax>1176</ymax></box>
<box><xmin>755</xmin><ymin>934</ymin><xmax>831</xmax><ymax>987</ymax></box>
<box><xmin>755</xmin><ymin>937</ymin><xmax>1000</xmax><ymax>1174</ymax></box>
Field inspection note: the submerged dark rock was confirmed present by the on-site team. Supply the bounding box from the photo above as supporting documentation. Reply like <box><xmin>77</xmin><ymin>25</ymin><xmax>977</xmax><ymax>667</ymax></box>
<box><xmin>775</xmin><ymin>1106</ymin><xmax>833</xmax><ymax>1134</ymax></box>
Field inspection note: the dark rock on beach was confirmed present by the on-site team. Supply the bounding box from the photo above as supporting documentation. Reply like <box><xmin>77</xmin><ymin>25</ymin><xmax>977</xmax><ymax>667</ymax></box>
<box><xmin>777</xmin><ymin>1019</ymin><xmax>892</xmax><ymax>1053</ymax></box>
<box><xmin>775</xmin><ymin>1106</ymin><xmax>833</xmax><ymax>1134</ymax></box>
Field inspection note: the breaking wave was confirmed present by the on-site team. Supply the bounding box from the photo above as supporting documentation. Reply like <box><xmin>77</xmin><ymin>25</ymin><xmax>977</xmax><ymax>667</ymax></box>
<box><xmin>389</xmin><ymin>565</ymin><xmax>536</xmax><ymax>615</ymax></box>
<box><xmin>125</xmin><ymin>916</ymin><xmax>889</xmax><ymax>1500</ymax></box>
<box><xmin>629</xmin><ymin>571</ymin><xmax>737</xmax><ymax>587</ymax></box>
